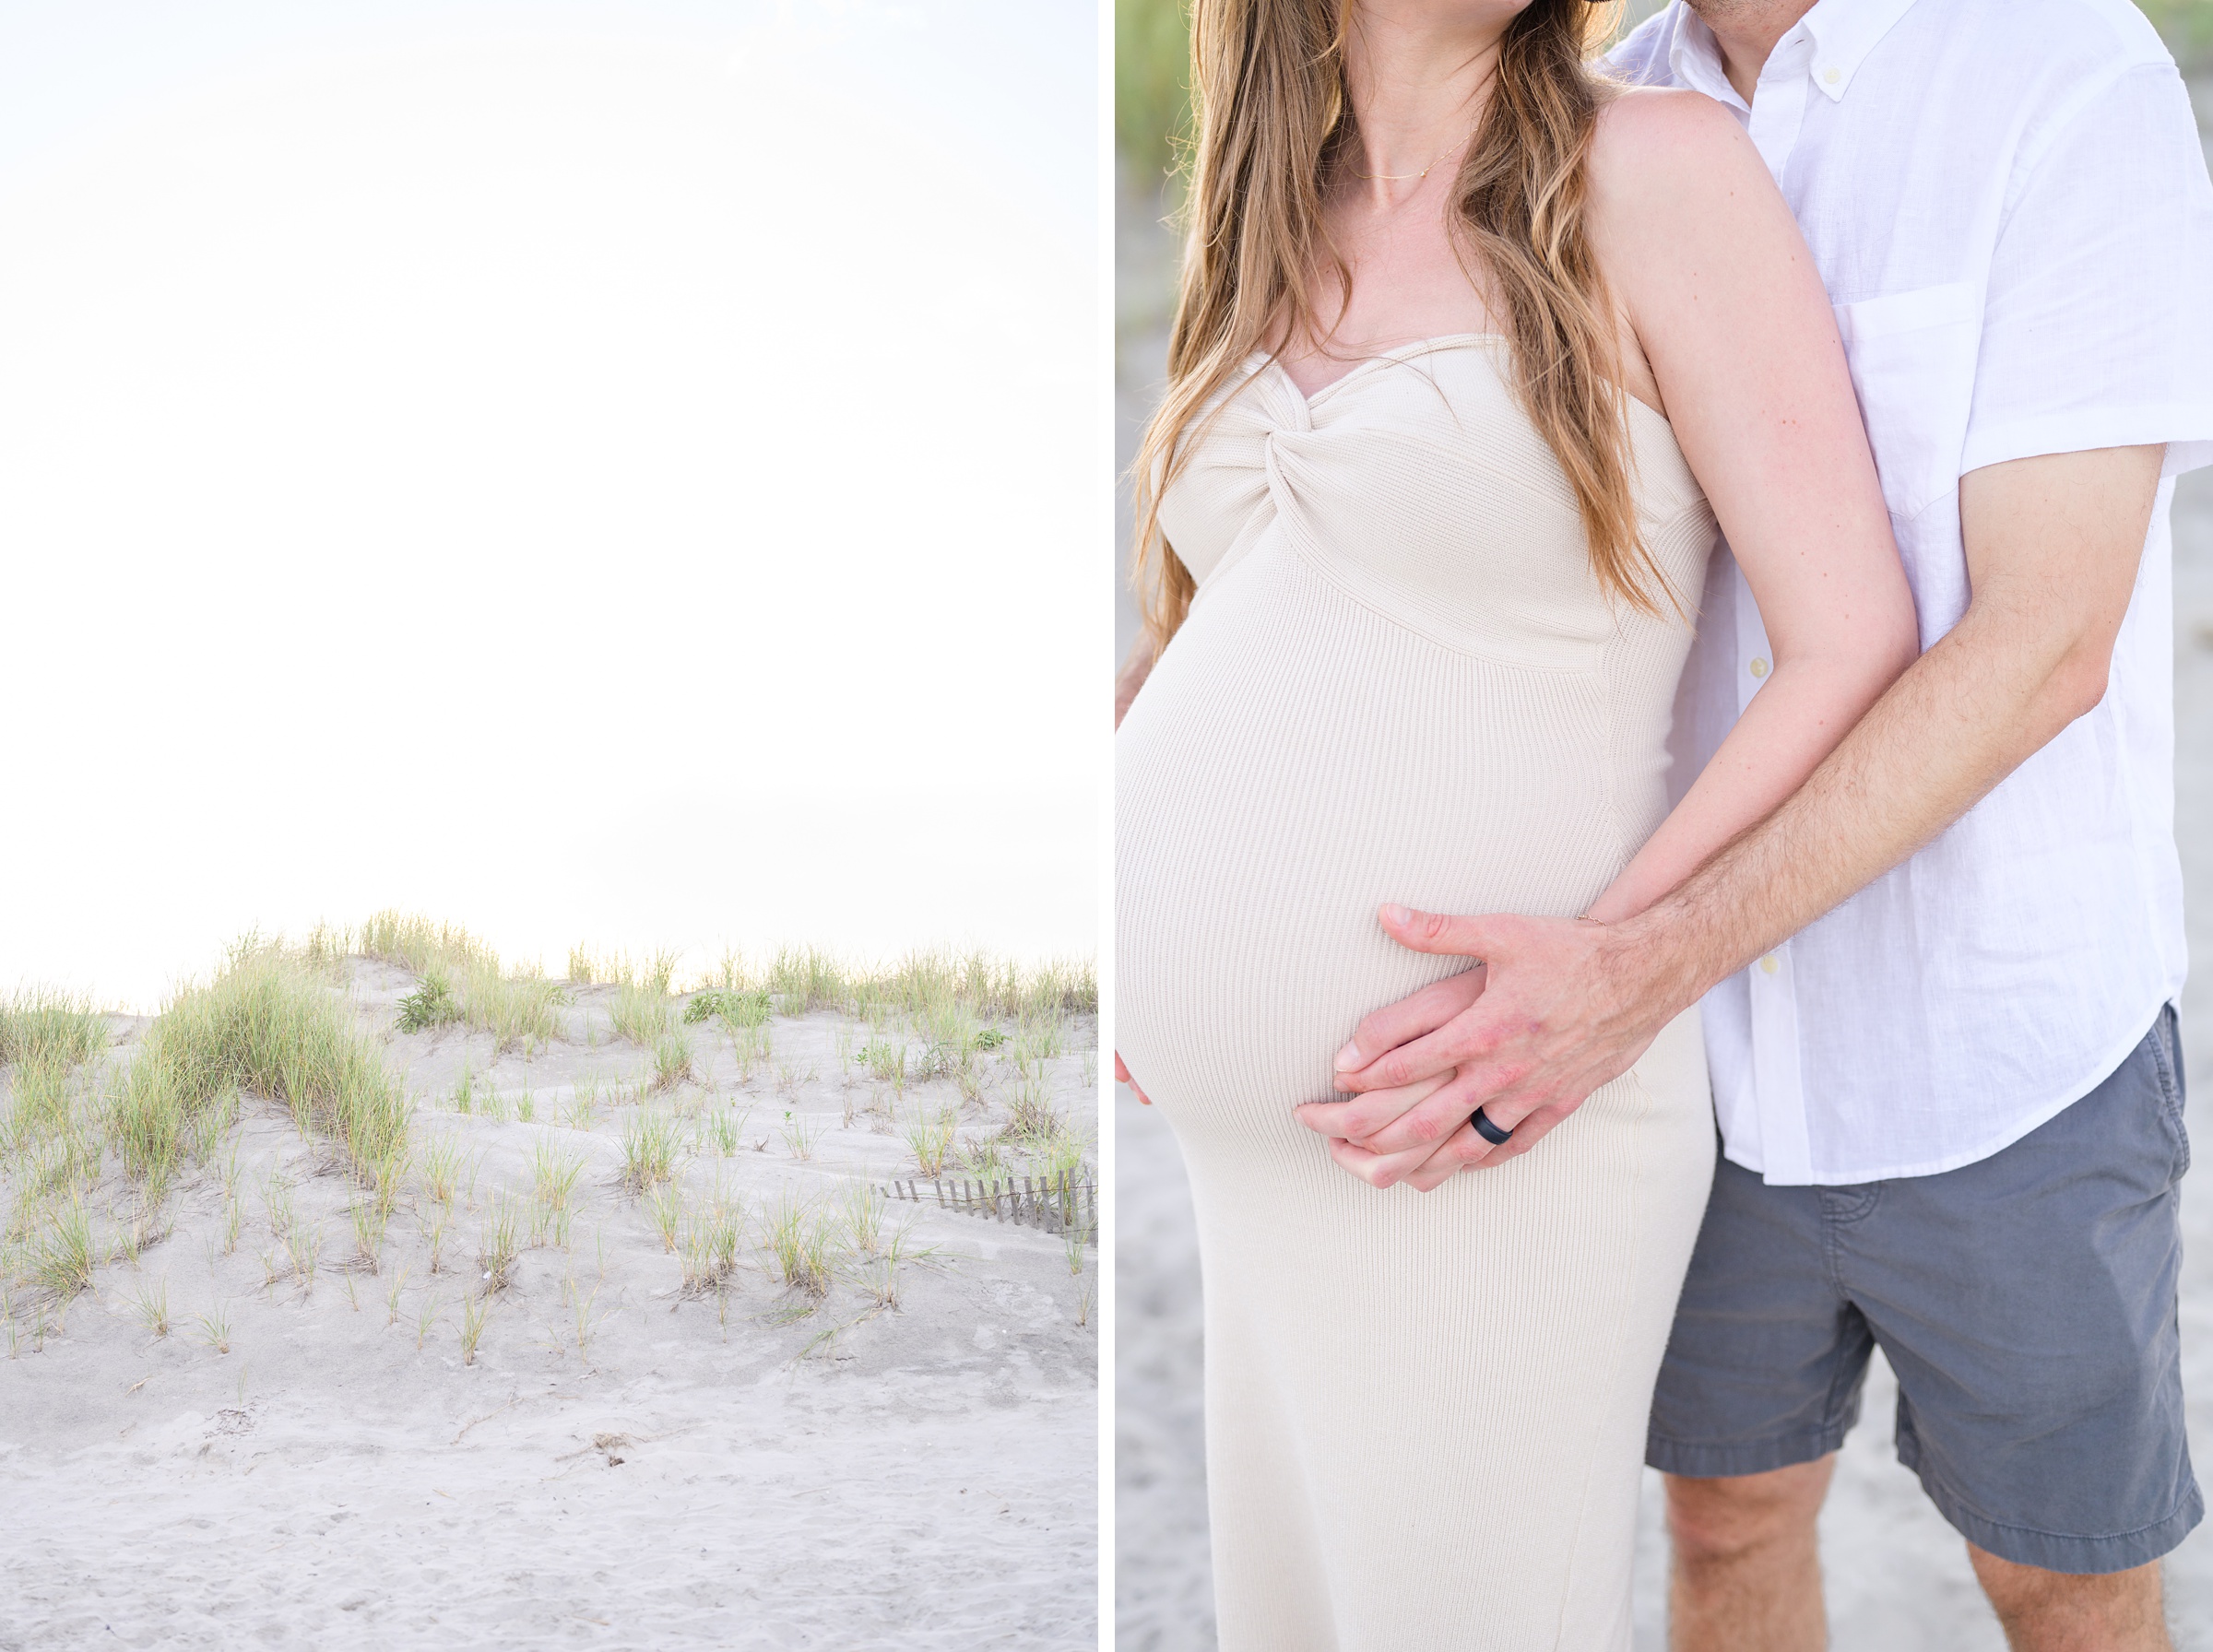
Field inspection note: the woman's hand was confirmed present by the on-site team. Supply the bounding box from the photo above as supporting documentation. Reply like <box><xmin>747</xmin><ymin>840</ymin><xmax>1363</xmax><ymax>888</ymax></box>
<box><xmin>1293</xmin><ymin>1067</ymin><xmax>1466</xmax><ymax>1189</ymax></box>
<box><xmin>1116</xmin><ymin>1051</ymin><xmax>1152</xmax><ymax>1104</ymax></box>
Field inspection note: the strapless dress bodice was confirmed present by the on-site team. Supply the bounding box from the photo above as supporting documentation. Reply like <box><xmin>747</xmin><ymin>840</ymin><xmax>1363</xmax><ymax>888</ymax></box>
<box><xmin>1118</xmin><ymin>336</ymin><xmax>1719</xmax><ymax>1126</ymax></box>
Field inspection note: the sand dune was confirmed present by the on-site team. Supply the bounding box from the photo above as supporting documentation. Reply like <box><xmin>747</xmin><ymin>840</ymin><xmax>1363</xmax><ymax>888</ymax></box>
<box><xmin>2</xmin><ymin>938</ymin><xmax>1097</xmax><ymax>1649</ymax></box>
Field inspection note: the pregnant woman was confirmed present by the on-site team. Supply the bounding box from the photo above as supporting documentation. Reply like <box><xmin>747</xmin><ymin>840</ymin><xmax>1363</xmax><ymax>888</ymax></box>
<box><xmin>1115</xmin><ymin>1</ymin><xmax>1919</xmax><ymax>1646</ymax></box>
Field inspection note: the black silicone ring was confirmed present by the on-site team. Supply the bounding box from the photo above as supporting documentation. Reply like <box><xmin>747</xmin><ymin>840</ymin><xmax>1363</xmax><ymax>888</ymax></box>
<box><xmin>1470</xmin><ymin>1106</ymin><xmax>1514</xmax><ymax>1146</ymax></box>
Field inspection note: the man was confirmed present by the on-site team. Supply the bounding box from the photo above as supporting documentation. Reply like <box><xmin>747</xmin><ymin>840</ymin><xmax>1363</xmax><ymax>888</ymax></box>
<box><xmin>1295</xmin><ymin>0</ymin><xmax>2213</xmax><ymax>1646</ymax></box>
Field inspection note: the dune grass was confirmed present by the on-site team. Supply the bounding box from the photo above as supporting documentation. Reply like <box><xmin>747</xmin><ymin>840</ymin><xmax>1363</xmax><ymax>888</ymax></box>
<box><xmin>620</xmin><ymin>1110</ymin><xmax>684</xmax><ymax>1194</ymax></box>
<box><xmin>0</xmin><ymin>993</ymin><xmax>111</xmax><ymax>1243</ymax></box>
<box><xmin>3</xmin><ymin>917</ymin><xmax>1095</xmax><ymax>1358</ymax></box>
<box><xmin>700</xmin><ymin>945</ymin><xmax>1094</xmax><ymax>1025</ymax></box>
<box><xmin>531</xmin><ymin>1138</ymin><xmax>584</xmax><ymax>1218</ymax></box>
<box><xmin>0</xmin><ymin>990</ymin><xmax>107</xmax><ymax>1072</ymax></box>
<box><xmin>903</xmin><ymin>1103</ymin><xmax>959</xmax><ymax>1178</ymax></box>
<box><xmin>130</xmin><ymin>1274</ymin><xmax>172</xmax><ymax>1338</ymax></box>
<box><xmin>117</xmin><ymin>939</ymin><xmax>408</xmax><ymax>1200</ymax></box>
<box><xmin>609</xmin><ymin>979</ymin><xmax>674</xmax><ymax>1046</ymax></box>
<box><xmin>459</xmin><ymin>1289</ymin><xmax>491</xmax><ymax>1364</ymax></box>
<box><xmin>342</xmin><ymin>912</ymin><xmax>563</xmax><ymax>1052</ymax></box>
<box><xmin>679</xmin><ymin>1191</ymin><xmax>745</xmax><ymax>1296</ymax></box>
<box><xmin>651</xmin><ymin>1029</ymin><xmax>693</xmax><ymax>1089</ymax></box>
<box><xmin>763</xmin><ymin>1191</ymin><xmax>838</xmax><ymax>1298</ymax></box>
<box><xmin>478</xmin><ymin>1192</ymin><xmax>521</xmax><ymax>1290</ymax></box>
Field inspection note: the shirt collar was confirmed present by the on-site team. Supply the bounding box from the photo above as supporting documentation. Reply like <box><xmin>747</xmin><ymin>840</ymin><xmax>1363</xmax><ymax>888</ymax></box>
<box><xmin>1664</xmin><ymin>0</ymin><xmax>1922</xmax><ymax>107</ymax></box>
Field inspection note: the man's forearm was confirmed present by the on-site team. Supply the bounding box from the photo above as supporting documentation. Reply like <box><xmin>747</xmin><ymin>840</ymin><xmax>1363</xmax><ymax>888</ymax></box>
<box><xmin>1617</xmin><ymin>597</ymin><xmax>2100</xmax><ymax>1013</ymax></box>
<box><xmin>1619</xmin><ymin>446</ymin><xmax>2163</xmax><ymax>1013</ymax></box>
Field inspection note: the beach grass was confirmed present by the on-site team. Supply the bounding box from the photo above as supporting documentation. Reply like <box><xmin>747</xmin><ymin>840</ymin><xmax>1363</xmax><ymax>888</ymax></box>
<box><xmin>459</xmin><ymin>1288</ymin><xmax>491</xmax><ymax>1364</ymax></box>
<box><xmin>344</xmin><ymin>912</ymin><xmax>563</xmax><ymax>1051</ymax></box>
<box><xmin>903</xmin><ymin>1103</ymin><xmax>959</xmax><ymax>1178</ymax></box>
<box><xmin>118</xmin><ymin>939</ymin><xmax>408</xmax><ymax>1193</ymax></box>
<box><xmin>531</xmin><ymin>1138</ymin><xmax>585</xmax><ymax>1220</ymax></box>
<box><xmin>777</xmin><ymin>1107</ymin><xmax>819</xmax><ymax>1162</ymax></box>
<box><xmin>763</xmin><ymin>1191</ymin><xmax>838</xmax><ymax>1299</ymax></box>
<box><xmin>651</xmin><ymin>1028</ymin><xmax>694</xmax><ymax>1090</ymax></box>
<box><xmin>620</xmin><ymin>1110</ymin><xmax>683</xmax><ymax>1194</ymax></box>
<box><xmin>679</xmin><ymin>1192</ymin><xmax>744</xmax><ymax>1295</ymax></box>
<box><xmin>478</xmin><ymin>1192</ymin><xmax>521</xmax><ymax>1290</ymax></box>
<box><xmin>610</xmin><ymin>979</ymin><xmax>675</xmax><ymax>1047</ymax></box>
<box><xmin>2</xmin><ymin>915</ymin><xmax>1094</xmax><ymax>1375</ymax></box>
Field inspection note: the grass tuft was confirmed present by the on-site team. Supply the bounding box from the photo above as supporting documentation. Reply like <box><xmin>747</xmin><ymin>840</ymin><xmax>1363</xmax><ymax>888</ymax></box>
<box><xmin>763</xmin><ymin>1191</ymin><xmax>837</xmax><ymax>1298</ymax></box>
<box><xmin>118</xmin><ymin>938</ymin><xmax>409</xmax><ymax>1190</ymax></box>
<box><xmin>459</xmin><ymin>1290</ymin><xmax>491</xmax><ymax>1365</ymax></box>
<box><xmin>903</xmin><ymin>1103</ymin><xmax>959</xmax><ymax>1178</ymax></box>
<box><xmin>619</xmin><ymin>1111</ymin><xmax>683</xmax><ymax>1195</ymax></box>
<box><xmin>351</xmin><ymin>913</ymin><xmax>563</xmax><ymax>1051</ymax></box>
<box><xmin>652</xmin><ymin>1029</ymin><xmax>694</xmax><ymax>1091</ymax></box>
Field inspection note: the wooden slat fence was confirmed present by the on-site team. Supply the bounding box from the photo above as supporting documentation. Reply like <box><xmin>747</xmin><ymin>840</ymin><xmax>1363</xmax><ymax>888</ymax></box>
<box><xmin>882</xmin><ymin>1171</ymin><xmax>1096</xmax><ymax>1245</ymax></box>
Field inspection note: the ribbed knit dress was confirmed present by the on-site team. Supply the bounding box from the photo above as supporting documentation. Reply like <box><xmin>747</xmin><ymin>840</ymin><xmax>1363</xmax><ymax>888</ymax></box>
<box><xmin>1117</xmin><ymin>336</ymin><xmax>1721</xmax><ymax>1651</ymax></box>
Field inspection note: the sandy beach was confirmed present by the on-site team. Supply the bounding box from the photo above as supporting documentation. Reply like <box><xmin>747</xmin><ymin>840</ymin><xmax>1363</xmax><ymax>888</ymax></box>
<box><xmin>2</xmin><ymin>931</ymin><xmax>1097</xmax><ymax>1649</ymax></box>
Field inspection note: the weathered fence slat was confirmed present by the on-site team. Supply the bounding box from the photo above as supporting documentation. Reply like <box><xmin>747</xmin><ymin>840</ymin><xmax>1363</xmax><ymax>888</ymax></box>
<box><xmin>881</xmin><ymin>1173</ymin><xmax>1096</xmax><ymax>1243</ymax></box>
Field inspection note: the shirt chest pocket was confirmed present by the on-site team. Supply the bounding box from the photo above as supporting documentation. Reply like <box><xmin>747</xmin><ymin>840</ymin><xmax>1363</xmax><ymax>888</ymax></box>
<box><xmin>1833</xmin><ymin>281</ymin><xmax>1982</xmax><ymax>523</ymax></box>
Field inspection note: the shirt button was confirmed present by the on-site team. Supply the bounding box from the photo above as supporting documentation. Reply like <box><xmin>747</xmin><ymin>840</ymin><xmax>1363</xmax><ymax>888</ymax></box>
<box><xmin>1822</xmin><ymin>66</ymin><xmax>1840</xmax><ymax>85</ymax></box>
<box><xmin>1748</xmin><ymin>656</ymin><xmax>1769</xmax><ymax>679</ymax></box>
<box><xmin>1759</xmin><ymin>954</ymin><xmax>1781</xmax><ymax>975</ymax></box>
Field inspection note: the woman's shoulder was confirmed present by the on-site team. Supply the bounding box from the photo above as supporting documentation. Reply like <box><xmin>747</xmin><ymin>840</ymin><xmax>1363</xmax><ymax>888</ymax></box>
<box><xmin>1590</xmin><ymin>85</ymin><xmax>1754</xmax><ymax>188</ymax></box>
<box><xmin>1587</xmin><ymin>86</ymin><xmax>1774</xmax><ymax>233</ymax></box>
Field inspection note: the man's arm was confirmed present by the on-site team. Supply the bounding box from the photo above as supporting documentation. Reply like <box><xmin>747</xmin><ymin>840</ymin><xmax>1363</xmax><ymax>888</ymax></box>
<box><xmin>1312</xmin><ymin>442</ymin><xmax>2165</xmax><ymax>1182</ymax></box>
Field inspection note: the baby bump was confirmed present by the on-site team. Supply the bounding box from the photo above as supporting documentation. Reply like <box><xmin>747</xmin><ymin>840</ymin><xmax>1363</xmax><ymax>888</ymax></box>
<box><xmin>1116</xmin><ymin>549</ymin><xmax>1640</xmax><ymax>1147</ymax></box>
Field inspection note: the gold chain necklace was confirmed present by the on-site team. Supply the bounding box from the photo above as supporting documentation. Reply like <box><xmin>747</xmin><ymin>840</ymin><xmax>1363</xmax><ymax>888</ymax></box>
<box><xmin>1353</xmin><ymin>131</ymin><xmax>1470</xmax><ymax>183</ymax></box>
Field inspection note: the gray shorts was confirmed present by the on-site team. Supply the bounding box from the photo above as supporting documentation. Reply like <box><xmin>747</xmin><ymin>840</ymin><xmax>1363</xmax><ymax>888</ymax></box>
<box><xmin>1647</xmin><ymin>1005</ymin><xmax>2199</xmax><ymax>1574</ymax></box>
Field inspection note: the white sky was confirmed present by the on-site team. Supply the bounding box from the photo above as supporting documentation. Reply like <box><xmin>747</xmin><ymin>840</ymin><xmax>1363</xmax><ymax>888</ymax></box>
<box><xmin>0</xmin><ymin>0</ymin><xmax>1100</xmax><ymax>1009</ymax></box>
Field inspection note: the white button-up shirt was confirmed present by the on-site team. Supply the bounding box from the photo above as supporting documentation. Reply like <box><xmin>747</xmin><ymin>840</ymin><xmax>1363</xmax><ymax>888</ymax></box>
<box><xmin>1612</xmin><ymin>0</ymin><xmax>2213</xmax><ymax>1184</ymax></box>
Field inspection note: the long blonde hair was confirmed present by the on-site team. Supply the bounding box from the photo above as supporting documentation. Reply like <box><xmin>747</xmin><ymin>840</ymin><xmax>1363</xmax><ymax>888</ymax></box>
<box><xmin>1130</xmin><ymin>0</ymin><xmax>1665</xmax><ymax>656</ymax></box>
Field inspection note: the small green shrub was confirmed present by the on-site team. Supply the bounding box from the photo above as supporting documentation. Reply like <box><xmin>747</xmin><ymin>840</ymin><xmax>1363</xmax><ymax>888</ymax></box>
<box><xmin>683</xmin><ymin>989</ymin><xmax>772</xmax><ymax>1028</ymax></box>
<box><xmin>395</xmin><ymin>970</ymin><xmax>462</xmax><ymax>1033</ymax></box>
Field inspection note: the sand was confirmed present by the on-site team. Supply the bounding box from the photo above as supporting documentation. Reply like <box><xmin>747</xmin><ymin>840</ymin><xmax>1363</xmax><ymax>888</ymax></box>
<box><xmin>2</xmin><ymin>963</ymin><xmax>1098</xmax><ymax>1649</ymax></box>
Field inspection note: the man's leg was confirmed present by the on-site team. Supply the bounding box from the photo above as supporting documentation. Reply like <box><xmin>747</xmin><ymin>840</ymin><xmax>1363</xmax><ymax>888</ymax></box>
<box><xmin>1839</xmin><ymin>1010</ymin><xmax>2196</xmax><ymax>1651</ymax></box>
<box><xmin>1664</xmin><ymin>1457</ymin><xmax>1835</xmax><ymax>1652</ymax></box>
<box><xmin>1646</xmin><ymin>1150</ymin><xmax>1874</xmax><ymax>1651</ymax></box>
<box><xmin>1969</xmin><ymin>1547</ymin><xmax>2170</xmax><ymax>1652</ymax></box>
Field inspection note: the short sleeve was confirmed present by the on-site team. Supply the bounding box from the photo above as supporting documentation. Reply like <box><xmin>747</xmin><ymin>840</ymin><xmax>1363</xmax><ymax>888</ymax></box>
<box><xmin>1961</xmin><ymin>60</ymin><xmax>2213</xmax><ymax>478</ymax></box>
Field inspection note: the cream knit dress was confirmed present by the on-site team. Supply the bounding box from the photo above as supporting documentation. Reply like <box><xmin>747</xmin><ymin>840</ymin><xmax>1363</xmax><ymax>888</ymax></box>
<box><xmin>1117</xmin><ymin>336</ymin><xmax>1720</xmax><ymax>1651</ymax></box>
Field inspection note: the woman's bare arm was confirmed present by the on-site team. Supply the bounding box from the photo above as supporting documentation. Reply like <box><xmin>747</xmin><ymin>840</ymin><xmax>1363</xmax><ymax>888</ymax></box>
<box><xmin>1585</xmin><ymin>89</ymin><xmax>1918</xmax><ymax>925</ymax></box>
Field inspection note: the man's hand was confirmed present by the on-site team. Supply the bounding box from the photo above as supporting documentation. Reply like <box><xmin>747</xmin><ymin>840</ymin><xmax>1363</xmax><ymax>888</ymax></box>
<box><xmin>1296</xmin><ymin>903</ymin><xmax>1688</xmax><ymax>1181</ymax></box>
